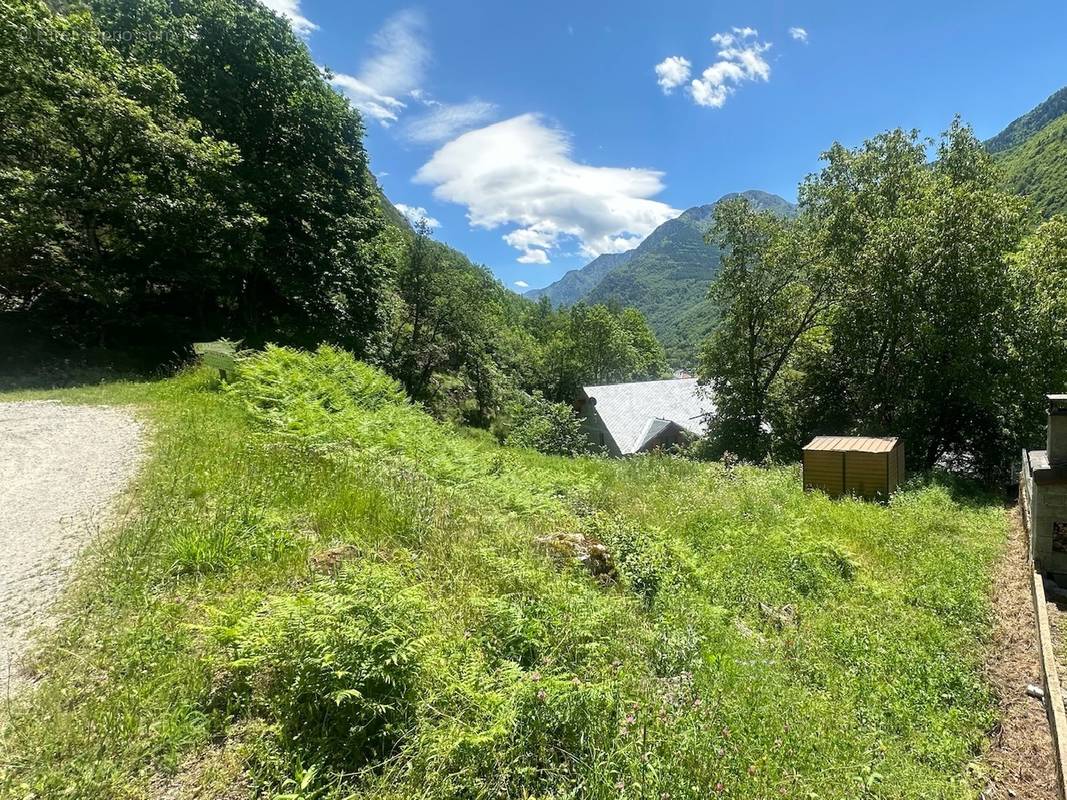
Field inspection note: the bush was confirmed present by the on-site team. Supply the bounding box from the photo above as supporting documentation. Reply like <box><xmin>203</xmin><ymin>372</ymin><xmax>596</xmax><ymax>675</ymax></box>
<box><xmin>227</xmin><ymin>345</ymin><xmax>408</xmax><ymax>433</ymax></box>
<box><xmin>214</xmin><ymin>565</ymin><xmax>430</xmax><ymax>772</ymax></box>
<box><xmin>504</xmin><ymin>392</ymin><xmax>592</xmax><ymax>456</ymax></box>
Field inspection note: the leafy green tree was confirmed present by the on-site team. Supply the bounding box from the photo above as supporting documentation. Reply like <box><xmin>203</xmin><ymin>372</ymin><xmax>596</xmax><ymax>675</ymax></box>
<box><xmin>89</xmin><ymin>0</ymin><xmax>389</xmax><ymax>349</ymax></box>
<box><xmin>379</xmin><ymin>219</ymin><xmax>541</xmax><ymax>426</ymax></box>
<box><xmin>802</xmin><ymin>121</ymin><xmax>1030</xmax><ymax>475</ymax></box>
<box><xmin>504</xmin><ymin>391</ymin><xmax>592</xmax><ymax>456</ymax></box>
<box><xmin>1011</xmin><ymin>216</ymin><xmax>1067</xmax><ymax>445</ymax></box>
<box><xmin>699</xmin><ymin>121</ymin><xmax>1038</xmax><ymax>477</ymax></box>
<box><xmin>542</xmin><ymin>303</ymin><xmax>666</xmax><ymax>400</ymax></box>
<box><xmin>698</xmin><ymin>198</ymin><xmax>829</xmax><ymax>460</ymax></box>
<box><xmin>0</xmin><ymin>0</ymin><xmax>251</xmax><ymax>344</ymax></box>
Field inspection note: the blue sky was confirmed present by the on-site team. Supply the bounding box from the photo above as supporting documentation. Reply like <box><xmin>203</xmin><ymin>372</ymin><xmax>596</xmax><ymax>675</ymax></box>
<box><xmin>265</xmin><ymin>0</ymin><xmax>1067</xmax><ymax>292</ymax></box>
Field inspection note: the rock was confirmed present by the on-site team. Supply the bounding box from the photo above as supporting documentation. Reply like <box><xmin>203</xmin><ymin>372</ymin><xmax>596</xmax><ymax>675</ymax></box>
<box><xmin>1026</xmin><ymin>683</ymin><xmax>1045</xmax><ymax>700</ymax></box>
<box><xmin>536</xmin><ymin>532</ymin><xmax>617</xmax><ymax>582</ymax></box>
<box><xmin>308</xmin><ymin>544</ymin><xmax>360</xmax><ymax>574</ymax></box>
<box><xmin>758</xmin><ymin>602</ymin><xmax>799</xmax><ymax>629</ymax></box>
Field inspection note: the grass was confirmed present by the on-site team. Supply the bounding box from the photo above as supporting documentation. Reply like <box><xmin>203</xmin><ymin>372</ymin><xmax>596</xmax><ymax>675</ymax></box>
<box><xmin>0</xmin><ymin>346</ymin><xmax>1008</xmax><ymax>799</ymax></box>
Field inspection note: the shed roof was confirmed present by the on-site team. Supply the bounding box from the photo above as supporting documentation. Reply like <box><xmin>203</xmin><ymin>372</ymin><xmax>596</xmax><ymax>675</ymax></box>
<box><xmin>581</xmin><ymin>378</ymin><xmax>713</xmax><ymax>455</ymax></box>
<box><xmin>803</xmin><ymin>435</ymin><xmax>899</xmax><ymax>454</ymax></box>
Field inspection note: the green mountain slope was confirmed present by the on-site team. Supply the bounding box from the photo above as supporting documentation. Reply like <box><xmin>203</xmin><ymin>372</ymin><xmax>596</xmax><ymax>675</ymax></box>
<box><xmin>995</xmin><ymin>112</ymin><xmax>1067</xmax><ymax>219</ymax></box>
<box><xmin>524</xmin><ymin>250</ymin><xmax>633</xmax><ymax>305</ymax></box>
<box><xmin>985</xmin><ymin>86</ymin><xmax>1067</xmax><ymax>154</ymax></box>
<box><xmin>985</xmin><ymin>86</ymin><xmax>1067</xmax><ymax>218</ymax></box>
<box><xmin>528</xmin><ymin>190</ymin><xmax>794</xmax><ymax>365</ymax></box>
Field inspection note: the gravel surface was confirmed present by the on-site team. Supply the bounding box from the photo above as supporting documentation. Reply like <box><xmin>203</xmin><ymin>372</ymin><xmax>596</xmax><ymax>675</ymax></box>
<box><xmin>981</xmin><ymin>510</ymin><xmax>1057</xmax><ymax>799</ymax></box>
<box><xmin>0</xmin><ymin>401</ymin><xmax>142</xmax><ymax>692</ymax></box>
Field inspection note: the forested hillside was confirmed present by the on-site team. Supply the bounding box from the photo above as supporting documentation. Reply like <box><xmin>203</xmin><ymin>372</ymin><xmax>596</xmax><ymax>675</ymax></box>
<box><xmin>995</xmin><ymin>112</ymin><xmax>1067</xmax><ymax>219</ymax></box>
<box><xmin>528</xmin><ymin>190</ymin><xmax>794</xmax><ymax>364</ymax></box>
<box><xmin>524</xmin><ymin>250</ymin><xmax>633</xmax><ymax>306</ymax></box>
<box><xmin>986</xmin><ymin>86</ymin><xmax>1067</xmax><ymax>217</ymax></box>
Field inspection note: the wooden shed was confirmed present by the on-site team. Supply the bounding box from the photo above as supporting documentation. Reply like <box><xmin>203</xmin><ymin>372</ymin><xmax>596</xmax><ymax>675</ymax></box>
<box><xmin>802</xmin><ymin>436</ymin><xmax>904</xmax><ymax>499</ymax></box>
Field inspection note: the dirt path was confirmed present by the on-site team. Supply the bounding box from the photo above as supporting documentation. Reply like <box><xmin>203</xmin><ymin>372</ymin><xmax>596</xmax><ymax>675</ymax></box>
<box><xmin>0</xmin><ymin>401</ymin><xmax>142</xmax><ymax>693</ymax></box>
<box><xmin>981</xmin><ymin>510</ymin><xmax>1058</xmax><ymax>799</ymax></box>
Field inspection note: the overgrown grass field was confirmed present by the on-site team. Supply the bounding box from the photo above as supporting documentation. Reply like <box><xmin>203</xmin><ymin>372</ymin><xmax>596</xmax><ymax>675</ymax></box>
<box><xmin>0</xmin><ymin>347</ymin><xmax>1007</xmax><ymax>799</ymax></box>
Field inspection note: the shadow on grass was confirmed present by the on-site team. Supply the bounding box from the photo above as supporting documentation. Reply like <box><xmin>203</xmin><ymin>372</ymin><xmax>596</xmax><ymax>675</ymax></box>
<box><xmin>0</xmin><ymin>324</ymin><xmax>186</xmax><ymax>393</ymax></box>
<box><xmin>903</xmin><ymin>468</ymin><xmax>1010</xmax><ymax>509</ymax></box>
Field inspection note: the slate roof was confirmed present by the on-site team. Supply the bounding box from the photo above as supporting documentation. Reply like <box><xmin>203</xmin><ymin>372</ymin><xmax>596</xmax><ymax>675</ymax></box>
<box><xmin>581</xmin><ymin>378</ymin><xmax>713</xmax><ymax>455</ymax></box>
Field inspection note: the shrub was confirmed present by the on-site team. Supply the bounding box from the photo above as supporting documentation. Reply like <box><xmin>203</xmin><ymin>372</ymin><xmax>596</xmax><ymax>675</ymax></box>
<box><xmin>584</xmin><ymin>515</ymin><xmax>683</xmax><ymax>606</ymax></box>
<box><xmin>227</xmin><ymin>345</ymin><xmax>407</xmax><ymax>432</ymax></box>
<box><xmin>504</xmin><ymin>392</ymin><xmax>592</xmax><ymax>456</ymax></box>
<box><xmin>214</xmin><ymin>565</ymin><xmax>431</xmax><ymax>772</ymax></box>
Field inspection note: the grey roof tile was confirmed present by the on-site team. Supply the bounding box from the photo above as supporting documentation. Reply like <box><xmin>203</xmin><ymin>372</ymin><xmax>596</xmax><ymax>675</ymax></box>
<box><xmin>582</xmin><ymin>378</ymin><xmax>714</xmax><ymax>455</ymax></box>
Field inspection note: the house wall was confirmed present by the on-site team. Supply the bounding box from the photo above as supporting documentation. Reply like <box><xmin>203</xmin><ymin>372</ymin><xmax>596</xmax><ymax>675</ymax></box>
<box><xmin>578</xmin><ymin>403</ymin><xmax>620</xmax><ymax>456</ymax></box>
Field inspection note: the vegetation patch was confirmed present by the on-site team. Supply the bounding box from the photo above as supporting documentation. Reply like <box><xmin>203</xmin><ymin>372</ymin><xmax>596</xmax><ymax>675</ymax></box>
<box><xmin>0</xmin><ymin>349</ymin><xmax>1009</xmax><ymax>799</ymax></box>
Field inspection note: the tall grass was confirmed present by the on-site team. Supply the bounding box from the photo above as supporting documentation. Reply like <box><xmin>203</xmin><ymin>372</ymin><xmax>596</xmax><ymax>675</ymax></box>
<box><xmin>0</xmin><ymin>347</ymin><xmax>1006</xmax><ymax>799</ymax></box>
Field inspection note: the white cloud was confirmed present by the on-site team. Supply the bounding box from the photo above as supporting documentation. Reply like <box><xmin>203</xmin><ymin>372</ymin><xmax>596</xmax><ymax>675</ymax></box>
<box><xmin>330</xmin><ymin>9</ymin><xmax>429</xmax><ymax>125</ymax></box>
<box><xmin>415</xmin><ymin>114</ymin><xmax>679</xmax><ymax>264</ymax></box>
<box><xmin>685</xmin><ymin>27</ymin><xmax>772</xmax><ymax>109</ymax></box>
<box><xmin>789</xmin><ymin>27</ymin><xmax>808</xmax><ymax>43</ymax></box>
<box><xmin>260</xmin><ymin>0</ymin><xmax>316</xmax><ymax>35</ymax></box>
<box><xmin>395</xmin><ymin>204</ymin><xmax>441</xmax><ymax>228</ymax></box>
<box><xmin>514</xmin><ymin>280</ymin><xmax>529</xmax><ymax>288</ymax></box>
<box><xmin>655</xmin><ymin>56</ymin><xmax>692</xmax><ymax>93</ymax></box>
<box><xmin>403</xmin><ymin>99</ymin><xmax>497</xmax><ymax>143</ymax></box>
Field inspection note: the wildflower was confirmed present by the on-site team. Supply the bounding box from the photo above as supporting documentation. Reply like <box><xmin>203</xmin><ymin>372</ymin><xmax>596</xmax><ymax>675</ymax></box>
<box><xmin>748</xmin><ymin>765</ymin><xmax>757</xmax><ymax>776</ymax></box>
<box><xmin>571</xmin><ymin>676</ymin><xmax>581</xmax><ymax>686</ymax></box>
<box><xmin>616</xmin><ymin>780</ymin><xmax>625</xmax><ymax>791</ymax></box>
<box><xmin>530</xmin><ymin>671</ymin><xmax>542</xmax><ymax>682</ymax></box>
<box><xmin>537</xmin><ymin>689</ymin><xmax>546</xmax><ymax>701</ymax></box>
<box><xmin>715</xmin><ymin>782</ymin><xmax>724</xmax><ymax>793</ymax></box>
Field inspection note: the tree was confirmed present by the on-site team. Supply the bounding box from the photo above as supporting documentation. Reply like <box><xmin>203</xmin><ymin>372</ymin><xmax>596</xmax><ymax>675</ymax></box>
<box><xmin>504</xmin><ymin>392</ymin><xmax>592</xmax><ymax>456</ymax></box>
<box><xmin>698</xmin><ymin>121</ymin><xmax>1037</xmax><ymax>478</ymax></box>
<box><xmin>0</xmin><ymin>0</ymin><xmax>253</xmax><ymax>346</ymax></box>
<box><xmin>93</xmin><ymin>0</ymin><xmax>390</xmax><ymax>349</ymax></box>
<box><xmin>1011</xmin><ymin>216</ymin><xmax>1067</xmax><ymax>447</ymax></box>
<box><xmin>542</xmin><ymin>303</ymin><xmax>666</xmax><ymax>401</ymax></box>
<box><xmin>801</xmin><ymin>121</ymin><xmax>1030</xmax><ymax>475</ymax></box>
<box><xmin>698</xmin><ymin>198</ymin><xmax>829</xmax><ymax>460</ymax></box>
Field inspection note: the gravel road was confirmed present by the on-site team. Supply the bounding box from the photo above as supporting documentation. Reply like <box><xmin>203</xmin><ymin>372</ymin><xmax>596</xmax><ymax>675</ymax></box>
<box><xmin>0</xmin><ymin>401</ymin><xmax>143</xmax><ymax>692</ymax></box>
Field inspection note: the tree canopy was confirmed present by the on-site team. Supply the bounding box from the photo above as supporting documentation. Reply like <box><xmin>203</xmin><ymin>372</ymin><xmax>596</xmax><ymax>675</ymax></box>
<box><xmin>700</xmin><ymin>120</ymin><xmax>1064</xmax><ymax>478</ymax></box>
<box><xmin>2</xmin><ymin>0</ymin><xmax>388</xmax><ymax>353</ymax></box>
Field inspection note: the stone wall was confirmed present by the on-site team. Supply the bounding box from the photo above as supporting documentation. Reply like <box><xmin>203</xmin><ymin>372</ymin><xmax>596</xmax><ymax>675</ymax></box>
<box><xmin>1031</xmin><ymin>473</ymin><xmax>1067</xmax><ymax>574</ymax></box>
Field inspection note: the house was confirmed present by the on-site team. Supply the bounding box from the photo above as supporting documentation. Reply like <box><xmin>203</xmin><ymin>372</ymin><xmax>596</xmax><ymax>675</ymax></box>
<box><xmin>576</xmin><ymin>378</ymin><xmax>713</xmax><ymax>456</ymax></box>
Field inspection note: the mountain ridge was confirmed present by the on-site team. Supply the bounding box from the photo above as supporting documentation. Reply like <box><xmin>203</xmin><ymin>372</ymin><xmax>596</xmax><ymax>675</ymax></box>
<box><xmin>525</xmin><ymin>189</ymin><xmax>795</xmax><ymax>364</ymax></box>
<box><xmin>984</xmin><ymin>86</ymin><xmax>1067</xmax><ymax>155</ymax></box>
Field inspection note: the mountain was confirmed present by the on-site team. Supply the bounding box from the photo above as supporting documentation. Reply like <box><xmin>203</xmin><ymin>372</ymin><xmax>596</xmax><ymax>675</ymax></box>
<box><xmin>985</xmin><ymin>86</ymin><xmax>1067</xmax><ymax>219</ymax></box>
<box><xmin>985</xmin><ymin>86</ymin><xmax>1067</xmax><ymax>155</ymax></box>
<box><xmin>526</xmin><ymin>190</ymin><xmax>795</xmax><ymax>365</ymax></box>
<box><xmin>524</xmin><ymin>250</ymin><xmax>632</xmax><ymax>305</ymax></box>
